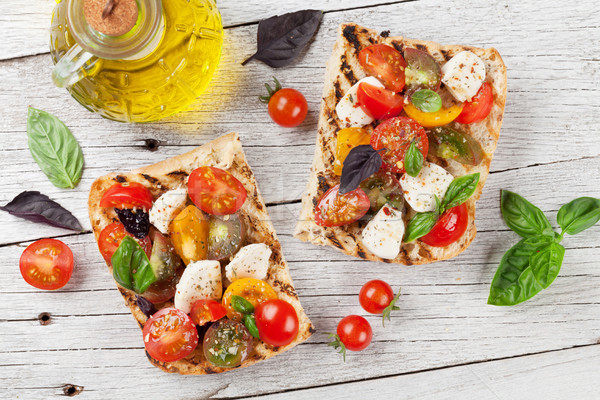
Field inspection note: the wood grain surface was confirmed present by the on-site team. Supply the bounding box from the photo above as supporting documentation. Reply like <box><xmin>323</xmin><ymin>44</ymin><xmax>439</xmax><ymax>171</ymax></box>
<box><xmin>1</xmin><ymin>0</ymin><xmax>599</xmax><ymax>399</ymax></box>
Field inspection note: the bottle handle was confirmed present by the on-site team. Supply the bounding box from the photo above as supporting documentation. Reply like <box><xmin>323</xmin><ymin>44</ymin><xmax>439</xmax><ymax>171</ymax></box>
<box><xmin>52</xmin><ymin>44</ymin><xmax>97</xmax><ymax>88</ymax></box>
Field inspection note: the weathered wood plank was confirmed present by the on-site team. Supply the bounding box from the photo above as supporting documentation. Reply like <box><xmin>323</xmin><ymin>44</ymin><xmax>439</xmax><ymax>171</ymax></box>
<box><xmin>0</xmin><ymin>0</ymin><xmax>411</xmax><ymax>60</ymax></box>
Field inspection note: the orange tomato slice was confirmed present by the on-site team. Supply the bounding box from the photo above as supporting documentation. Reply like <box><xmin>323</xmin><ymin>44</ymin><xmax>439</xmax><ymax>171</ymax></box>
<box><xmin>168</xmin><ymin>205</ymin><xmax>209</xmax><ymax>265</ymax></box>
<box><xmin>403</xmin><ymin>103</ymin><xmax>464</xmax><ymax>128</ymax></box>
<box><xmin>333</xmin><ymin>127</ymin><xmax>371</xmax><ymax>175</ymax></box>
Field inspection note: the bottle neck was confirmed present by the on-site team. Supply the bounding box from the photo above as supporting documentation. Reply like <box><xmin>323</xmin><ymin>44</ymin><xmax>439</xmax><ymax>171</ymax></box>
<box><xmin>68</xmin><ymin>0</ymin><xmax>163</xmax><ymax>60</ymax></box>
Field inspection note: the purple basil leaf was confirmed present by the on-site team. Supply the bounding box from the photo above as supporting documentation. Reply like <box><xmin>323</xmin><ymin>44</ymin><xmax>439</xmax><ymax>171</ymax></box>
<box><xmin>115</xmin><ymin>208</ymin><xmax>150</xmax><ymax>239</ymax></box>
<box><xmin>340</xmin><ymin>145</ymin><xmax>383</xmax><ymax>194</ymax></box>
<box><xmin>0</xmin><ymin>191</ymin><xmax>83</xmax><ymax>231</ymax></box>
<box><xmin>136</xmin><ymin>295</ymin><xmax>157</xmax><ymax>318</ymax></box>
<box><xmin>242</xmin><ymin>10</ymin><xmax>323</xmax><ymax>68</ymax></box>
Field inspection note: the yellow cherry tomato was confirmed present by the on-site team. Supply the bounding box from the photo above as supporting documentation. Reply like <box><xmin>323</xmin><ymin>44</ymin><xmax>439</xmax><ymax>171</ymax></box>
<box><xmin>333</xmin><ymin>127</ymin><xmax>371</xmax><ymax>175</ymax></box>
<box><xmin>168</xmin><ymin>205</ymin><xmax>209</xmax><ymax>265</ymax></box>
<box><xmin>403</xmin><ymin>102</ymin><xmax>464</xmax><ymax>128</ymax></box>
<box><xmin>222</xmin><ymin>278</ymin><xmax>278</xmax><ymax>321</ymax></box>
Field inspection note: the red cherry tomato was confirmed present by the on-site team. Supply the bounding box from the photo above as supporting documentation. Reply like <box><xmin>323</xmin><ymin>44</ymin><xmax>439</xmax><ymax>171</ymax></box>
<box><xmin>356</xmin><ymin>82</ymin><xmax>404</xmax><ymax>120</ymax></box>
<box><xmin>255</xmin><ymin>299</ymin><xmax>300</xmax><ymax>347</ymax></box>
<box><xmin>337</xmin><ymin>315</ymin><xmax>372</xmax><ymax>351</ymax></box>
<box><xmin>188</xmin><ymin>167</ymin><xmax>247</xmax><ymax>216</ymax></box>
<box><xmin>455</xmin><ymin>82</ymin><xmax>493</xmax><ymax>124</ymax></box>
<box><xmin>97</xmin><ymin>222</ymin><xmax>152</xmax><ymax>264</ymax></box>
<box><xmin>314</xmin><ymin>184</ymin><xmax>370</xmax><ymax>227</ymax></box>
<box><xmin>359</xmin><ymin>280</ymin><xmax>395</xmax><ymax>314</ymax></box>
<box><xmin>99</xmin><ymin>182</ymin><xmax>153</xmax><ymax>210</ymax></box>
<box><xmin>421</xmin><ymin>203</ymin><xmax>469</xmax><ymax>247</ymax></box>
<box><xmin>358</xmin><ymin>44</ymin><xmax>407</xmax><ymax>92</ymax></box>
<box><xmin>189</xmin><ymin>299</ymin><xmax>227</xmax><ymax>326</ymax></box>
<box><xmin>19</xmin><ymin>239</ymin><xmax>74</xmax><ymax>290</ymax></box>
<box><xmin>268</xmin><ymin>88</ymin><xmax>308</xmax><ymax>128</ymax></box>
<box><xmin>370</xmin><ymin>116</ymin><xmax>429</xmax><ymax>174</ymax></box>
<box><xmin>142</xmin><ymin>307</ymin><xmax>198</xmax><ymax>363</ymax></box>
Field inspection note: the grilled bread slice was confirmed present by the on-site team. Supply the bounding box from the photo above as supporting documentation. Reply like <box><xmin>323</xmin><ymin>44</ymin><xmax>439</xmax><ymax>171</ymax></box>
<box><xmin>295</xmin><ymin>23</ymin><xmax>507</xmax><ymax>265</ymax></box>
<box><xmin>89</xmin><ymin>133</ymin><xmax>313</xmax><ymax>374</ymax></box>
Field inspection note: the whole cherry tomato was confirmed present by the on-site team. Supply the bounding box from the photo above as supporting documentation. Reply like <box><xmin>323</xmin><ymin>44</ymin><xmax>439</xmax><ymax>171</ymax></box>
<box><xmin>359</xmin><ymin>280</ymin><xmax>395</xmax><ymax>314</ymax></box>
<box><xmin>328</xmin><ymin>315</ymin><xmax>373</xmax><ymax>360</ymax></box>
<box><xmin>421</xmin><ymin>203</ymin><xmax>469</xmax><ymax>247</ymax></box>
<box><xmin>254</xmin><ymin>299</ymin><xmax>300</xmax><ymax>347</ymax></box>
<box><xmin>269</xmin><ymin>88</ymin><xmax>308</xmax><ymax>128</ymax></box>
<box><xmin>19</xmin><ymin>239</ymin><xmax>74</xmax><ymax>290</ymax></box>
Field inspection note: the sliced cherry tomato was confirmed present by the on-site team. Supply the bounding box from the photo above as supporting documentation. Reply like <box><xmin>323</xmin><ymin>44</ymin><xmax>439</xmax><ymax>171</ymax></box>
<box><xmin>268</xmin><ymin>88</ymin><xmax>308</xmax><ymax>128</ymax></box>
<box><xmin>169</xmin><ymin>205</ymin><xmax>209</xmax><ymax>265</ymax></box>
<box><xmin>143</xmin><ymin>307</ymin><xmax>198</xmax><ymax>363</ymax></box>
<box><xmin>370</xmin><ymin>116</ymin><xmax>428</xmax><ymax>174</ymax></box>
<box><xmin>428</xmin><ymin>126</ymin><xmax>484</xmax><ymax>166</ymax></box>
<box><xmin>207</xmin><ymin>214</ymin><xmax>245</xmax><ymax>261</ymax></box>
<box><xmin>188</xmin><ymin>167</ymin><xmax>247</xmax><ymax>216</ymax></box>
<box><xmin>142</xmin><ymin>232</ymin><xmax>183</xmax><ymax>304</ymax></box>
<box><xmin>314</xmin><ymin>184</ymin><xmax>370</xmax><ymax>227</ymax></box>
<box><xmin>455</xmin><ymin>82</ymin><xmax>493</xmax><ymax>124</ymax></box>
<box><xmin>99</xmin><ymin>182</ymin><xmax>153</xmax><ymax>210</ymax></box>
<box><xmin>19</xmin><ymin>239</ymin><xmax>74</xmax><ymax>290</ymax></box>
<box><xmin>358</xmin><ymin>44</ymin><xmax>407</xmax><ymax>92</ymax></box>
<box><xmin>357</xmin><ymin>82</ymin><xmax>404</xmax><ymax>120</ymax></box>
<box><xmin>98</xmin><ymin>222</ymin><xmax>152</xmax><ymax>264</ymax></box>
<box><xmin>337</xmin><ymin>315</ymin><xmax>372</xmax><ymax>351</ymax></box>
<box><xmin>333</xmin><ymin>127</ymin><xmax>371</xmax><ymax>176</ymax></box>
<box><xmin>359</xmin><ymin>171</ymin><xmax>404</xmax><ymax>214</ymax></box>
<box><xmin>254</xmin><ymin>299</ymin><xmax>299</xmax><ymax>347</ymax></box>
<box><xmin>203</xmin><ymin>319</ymin><xmax>253</xmax><ymax>368</ymax></box>
<box><xmin>403</xmin><ymin>102</ymin><xmax>464</xmax><ymax>128</ymax></box>
<box><xmin>404</xmin><ymin>48</ymin><xmax>442</xmax><ymax>94</ymax></box>
<box><xmin>421</xmin><ymin>203</ymin><xmax>469</xmax><ymax>247</ymax></box>
<box><xmin>190</xmin><ymin>299</ymin><xmax>227</xmax><ymax>326</ymax></box>
<box><xmin>222</xmin><ymin>278</ymin><xmax>278</xmax><ymax>322</ymax></box>
<box><xmin>359</xmin><ymin>280</ymin><xmax>395</xmax><ymax>314</ymax></box>
<box><xmin>142</xmin><ymin>272</ymin><xmax>182</xmax><ymax>304</ymax></box>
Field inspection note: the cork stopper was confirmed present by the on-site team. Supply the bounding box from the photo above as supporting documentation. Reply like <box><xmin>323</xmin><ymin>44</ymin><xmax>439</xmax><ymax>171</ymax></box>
<box><xmin>84</xmin><ymin>0</ymin><xmax>139</xmax><ymax>37</ymax></box>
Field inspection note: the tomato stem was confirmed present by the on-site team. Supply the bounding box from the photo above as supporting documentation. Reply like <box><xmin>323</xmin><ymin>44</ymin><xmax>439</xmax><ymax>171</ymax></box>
<box><xmin>259</xmin><ymin>76</ymin><xmax>283</xmax><ymax>103</ymax></box>
<box><xmin>326</xmin><ymin>332</ymin><xmax>347</xmax><ymax>362</ymax></box>
<box><xmin>381</xmin><ymin>289</ymin><xmax>401</xmax><ymax>327</ymax></box>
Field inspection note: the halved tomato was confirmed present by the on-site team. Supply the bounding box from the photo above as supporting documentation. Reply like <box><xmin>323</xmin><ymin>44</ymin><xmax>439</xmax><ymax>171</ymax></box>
<box><xmin>99</xmin><ymin>182</ymin><xmax>153</xmax><ymax>210</ymax></box>
<box><xmin>357</xmin><ymin>82</ymin><xmax>404</xmax><ymax>120</ymax></box>
<box><xmin>190</xmin><ymin>299</ymin><xmax>227</xmax><ymax>326</ymax></box>
<box><xmin>358</xmin><ymin>44</ymin><xmax>407</xmax><ymax>92</ymax></box>
<box><xmin>142</xmin><ymin>308</ymin><xmax>198</xmax><ymax>363</ymax></box>
<box><xmin>359</xmin><ymin>171</ymin><xmax>404</xmax><ymax>214</ymax></box>
<box><xmin>169</xmin><ymin>205</ymin><xmax>209</xmax><ymax>265</ymax></box>
<box><xmin>314</xmin><ymin>184</ymin><xmax>370</xmax><ymax>227</ymax></box>
<box><xmin>97</xmin><ymin>222</ymin><xmax>152</xmax><ymax>264</ymax></box>
<box><xmin>19</xmin><ymin>239</ymin><xmax>74</xmax><ymax>290</ymax></box>
<box><xmin>421</xmin><ymin>203</ymin><xmax>469</xmax><ymax>247</ymax></box>
<box><xmin>207</xmin><ymin>214</ymin><xmax>245</xmax><ymax>261</ymax></box>
<box><xmin>403</xmin><ymin>102</ymin><xmax>463</xmax><ymax>128</ymax></box>
<box><xmin>333</xmin><ymin>128</ymin><xmax>371</xmax><ymax>176</ymax></box>
<box><xmin>370</xmin><ymin>117</ymin><xmax>428</xmax><ymax>174</ymax></box>
<box><xmin>222</xmin><ymin>278</ymin><xmax>278</xmax><ymax>322</ymax></box>
<box><xmin>188</xmin><ymin>167</ymin><xmax>247</xmax><ymax>216</ymax></box>
<box><xmin>455</xmin><ymin>82</ymin><xmax>493</xmax><ymax>124</ymax></box>
<box><xmin>404</xmin><ymin>48</ymin><xmax>442</xmax><ymax>93</ymax></box>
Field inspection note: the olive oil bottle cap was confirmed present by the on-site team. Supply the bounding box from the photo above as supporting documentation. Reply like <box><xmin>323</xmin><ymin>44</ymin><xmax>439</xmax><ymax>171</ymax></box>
<box><xmin>84</xmin><ymin>0</ymin><xmax>138</xmax><ymax>37</ymax></box>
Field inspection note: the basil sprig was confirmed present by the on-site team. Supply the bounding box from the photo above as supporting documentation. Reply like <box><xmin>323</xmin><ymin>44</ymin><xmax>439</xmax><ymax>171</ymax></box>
<box><xmin>27</xmin><ymin>107</ymin><xmax>84</xmax><ymax>189</ymax></box>
<box><xmin>111</xmin><ymin>236</ymin><xmax>157</xmax><ymax>294</ymax></box>
<box><xmin>404</xmin><ymin>141</ymin><xmax>423</xmax><ymax>177</ymax></box>
<box><xmin>488</xmin><ymin>191</ymin><xmax>600</xmax><ymax>306</ymax></box>
<box><xmin>404</xmin><ymin>173</ymin><xmax>480</xmax><ymax>242</ymax></box>
<box><xmin>411</xmin><ymin>89</ymin><xmax>442</xmax><ymax>113</ymax></box>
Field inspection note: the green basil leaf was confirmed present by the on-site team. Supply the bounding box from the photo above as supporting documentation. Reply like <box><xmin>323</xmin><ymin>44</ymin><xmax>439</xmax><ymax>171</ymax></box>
<box><xmin>410</xmin><ymin>89</ymin><xmax>442</xmax><ymax>112</ymax></box>
<box><xmin>530</xmin><ymin>241</ymin><xmax>565</xmax><ymax>289</ymax></box>
<box><xmin>404</xmin><ymin>211</ymin><xmax>438</xmax><ymax>242</ymax></box>
<box><xmin>488</xmin><ymin>236</ymin><xmax>553</xmax><ymax>306</ymax></box>
<box><xmin>27</xmin><ymin>107</ymin><xmax>84</xmax><ymax>189</ymax></box>
<box><xmin>501</xmin><ymin>190</ymin><xmax>553</xmax><ymax>238</ymax></box>
<box><xmin>557</xmin><ymin>197</ymin><xmax>600</xmax><ymax>235</ymax></box>
<box><xmin>442</xmin><ymin>173</ymin><xmax>480</xmax><ymax>211</ymax></box>
<box><xmin>243</xmin><ymin>314</ymin><xmax>260</xmax><ymax>339</ymax></box>
<box><xmin>111</xmin><ymin>236</ymin><xmax>157</xmax><ymax>294</ymax></box>
<box><xmin>404</xmin><ymin>141</ymin><xmax>424</xmax><ymax>177</ymax></box>
<box><xmin>231</xmin><ymin>295</ymin><xmax>255</xmax><ymax>314</ymax></box>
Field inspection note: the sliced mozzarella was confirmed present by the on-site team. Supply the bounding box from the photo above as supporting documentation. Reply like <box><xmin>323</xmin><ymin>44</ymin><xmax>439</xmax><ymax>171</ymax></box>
<box><xmin>225</xmin><ymin>243</ymin><xmax>271</xmax><ymax>282</ymax></box>
<box><xmin>336</xmin><ymin>76</ymin><xmax>385</xmax><ymax>127</ymax></box>
<box><xmin>400</xmin><ymin>162</ymin><xmax>454</xmax><ymax>213</ymax></box>
<box><xmin>361</xmin><ymin>204</ymin><xmax>405</xmax><ymax>260</ymax></box>
<box><xmin>441</xmin><ymin>51</ymin><xmax>486</xmax><ymax>102</ymax></box>
<box><xmin>174</xmin><ymin>260</ymin><xmax>222</xmax><ymax>313</ymax></box>
<box><xmin>149</xmin><ymin>188</ymin><xmax>188</xmax><ymax>234</ymax></box>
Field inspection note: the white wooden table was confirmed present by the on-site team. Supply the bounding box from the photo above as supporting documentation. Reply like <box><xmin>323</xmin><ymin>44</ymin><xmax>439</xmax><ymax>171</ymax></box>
<box><xmin>1</xmin><ymin>0</ymin><xmax>600</xmax><ymax>398</ymax></box>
